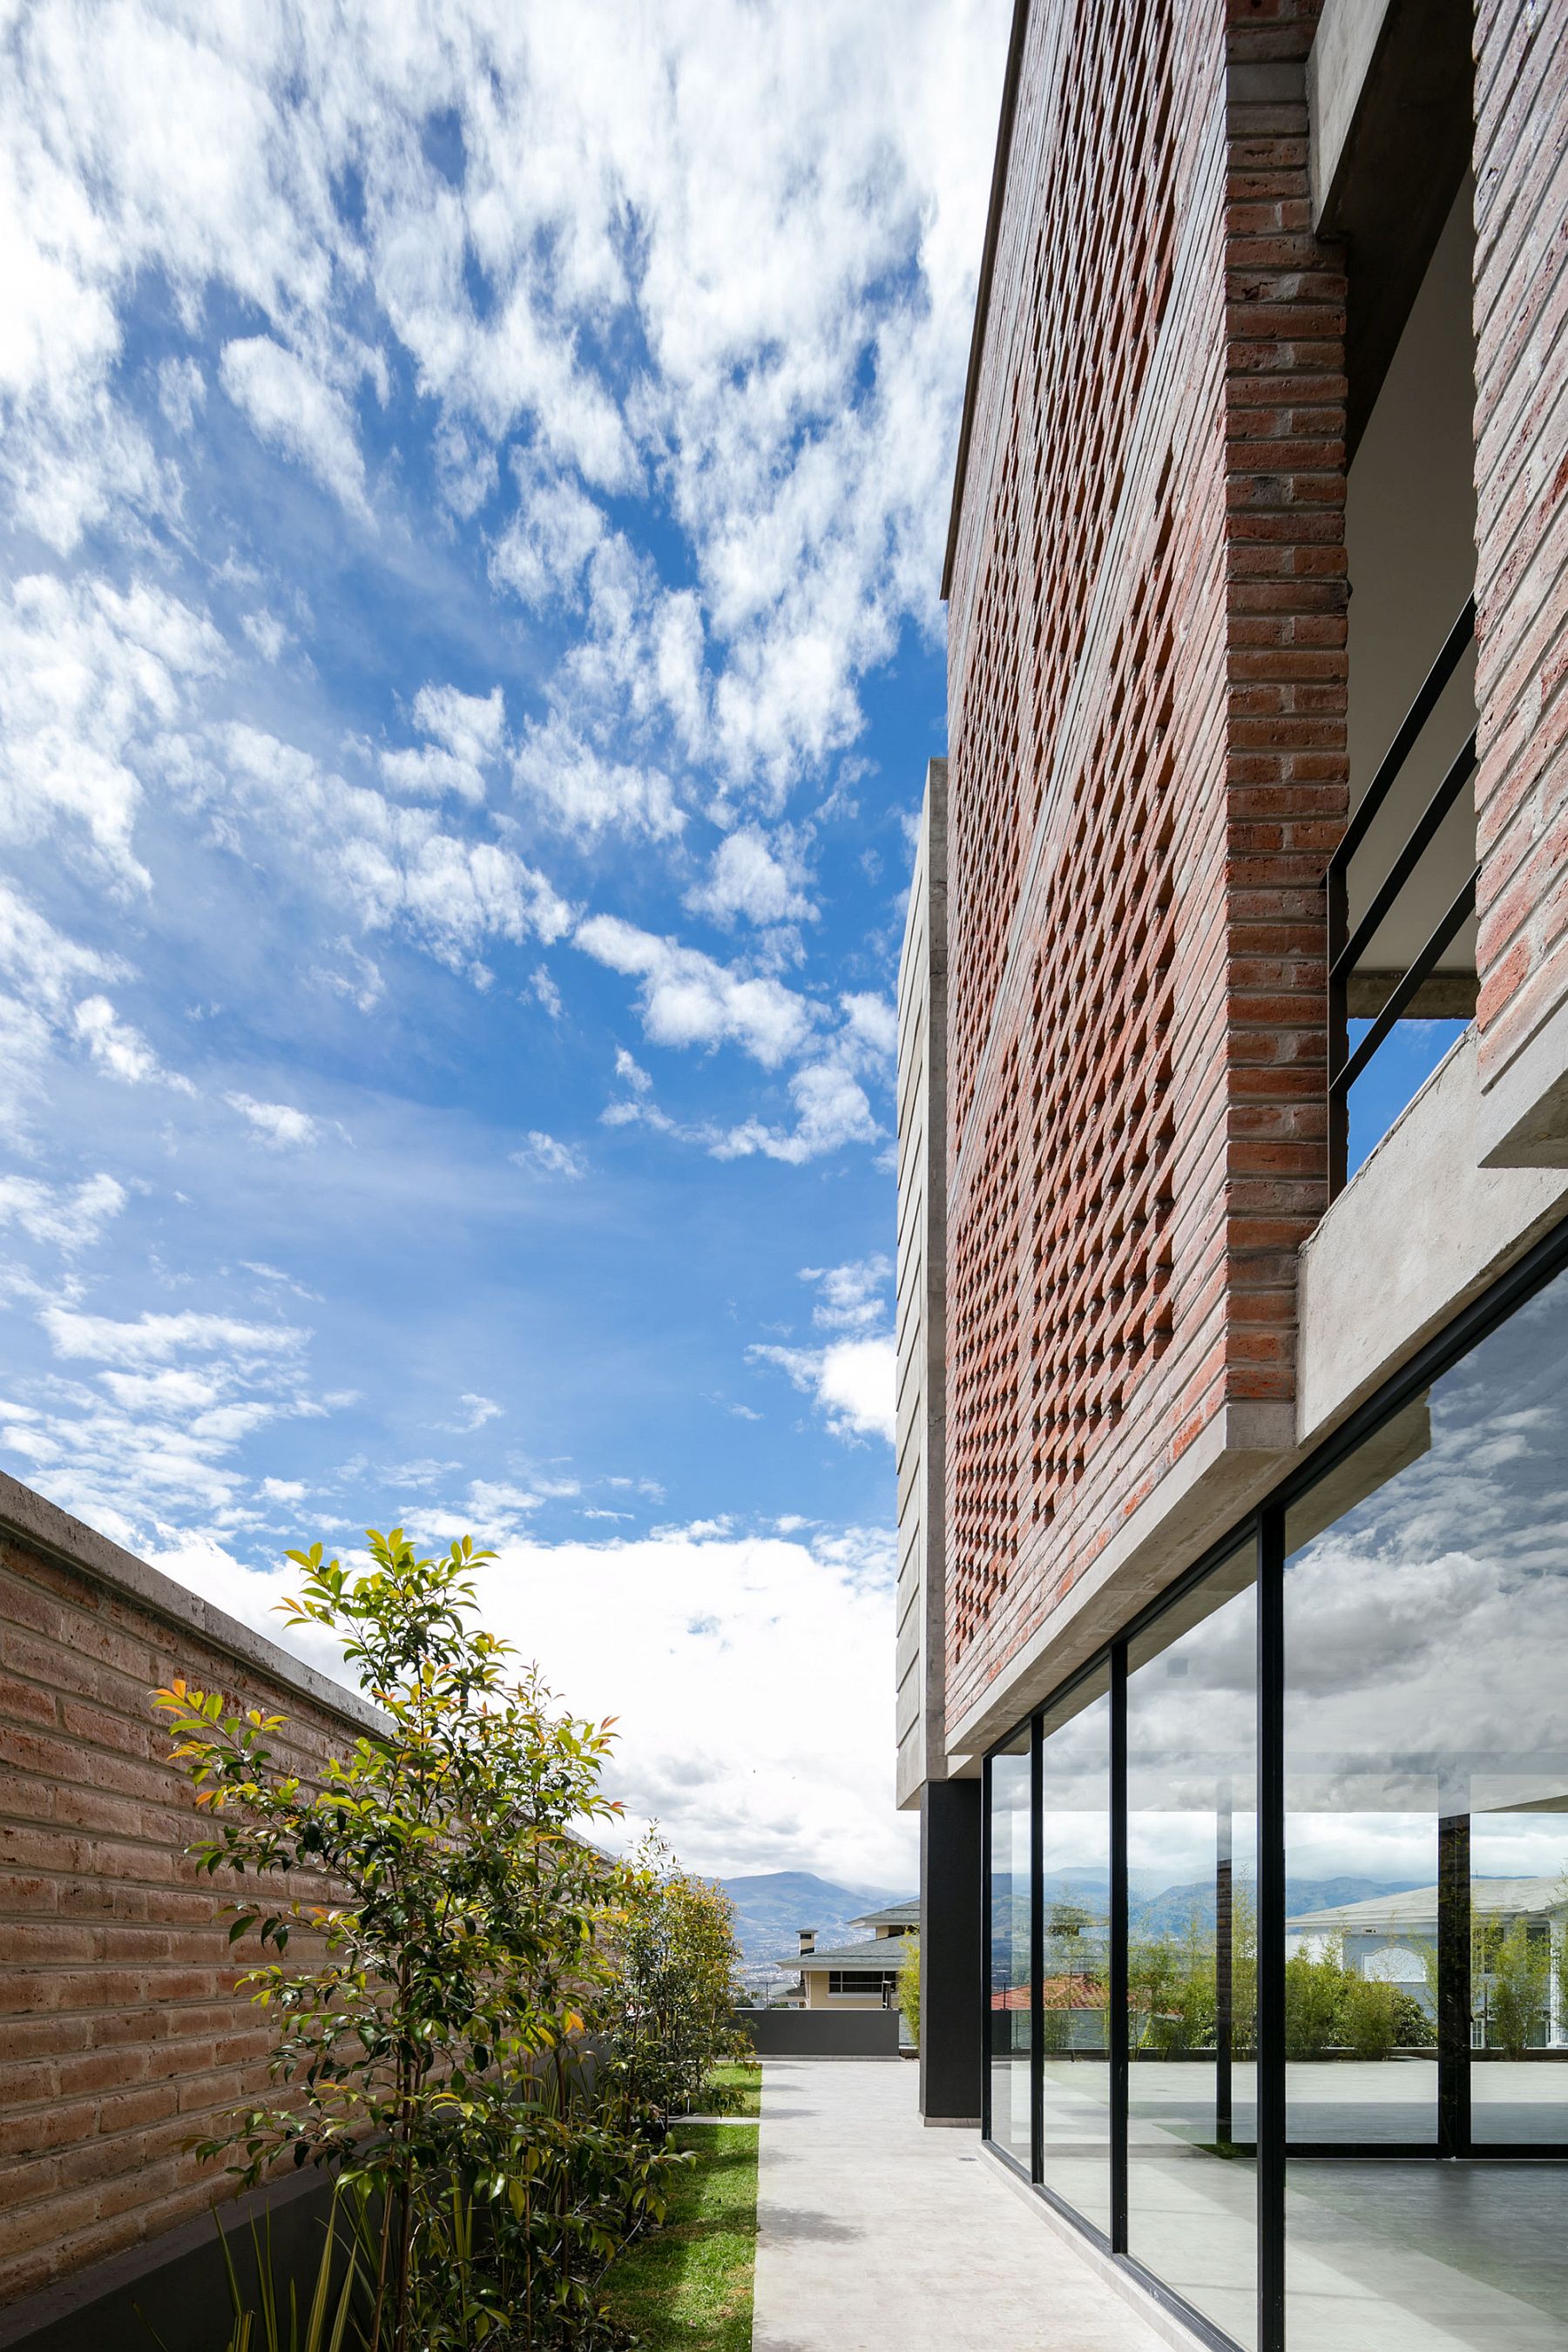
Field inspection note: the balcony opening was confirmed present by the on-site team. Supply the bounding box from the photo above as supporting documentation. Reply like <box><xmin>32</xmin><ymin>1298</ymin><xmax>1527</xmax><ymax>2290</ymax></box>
<box><xmin>1333</xmin><ymin>179</ymin><xmax>1478</xmax><ymax>1187</ymax></box>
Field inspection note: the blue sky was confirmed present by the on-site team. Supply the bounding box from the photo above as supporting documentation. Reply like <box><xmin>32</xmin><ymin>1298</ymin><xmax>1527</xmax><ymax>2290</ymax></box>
<box><xmin>0</xmin><ymin>1</ymin><xmax>1010</xmax><ymax>1886</ymax></box>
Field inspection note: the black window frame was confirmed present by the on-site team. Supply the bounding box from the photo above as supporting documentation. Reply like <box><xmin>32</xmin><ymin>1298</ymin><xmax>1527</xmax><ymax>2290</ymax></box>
<box><xmin>980</xmin><ymin>1213</ymin><xmax>1568</xmax><ymax>2352</ymax></box>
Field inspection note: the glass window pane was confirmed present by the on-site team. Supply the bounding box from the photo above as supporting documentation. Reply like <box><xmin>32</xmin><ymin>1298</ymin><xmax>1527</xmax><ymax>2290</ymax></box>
<box><xmin>1282</xmin><ymin>1264</ymin><xmax>1568</xmax><ymax>2352</ymax></box>
<box><xmin>1040</xmin><ymin>1665</ymin><xmax>1111</xmax><ymax>2235</ymax></box>
<box><xmin>988</xmin><ymin>1727</ymin><xmax>1032</xmax><ymax>2167</ymax></box>
<box><xmin>1126</xmin><ymin>1546</ymin><xmax>1258</xmax><ymax>2351</ymax></box>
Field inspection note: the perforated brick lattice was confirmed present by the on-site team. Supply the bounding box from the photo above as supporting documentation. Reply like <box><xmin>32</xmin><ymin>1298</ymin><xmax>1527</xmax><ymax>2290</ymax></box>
<box><xmin>947</xmin><ymin>0</ymin><xmax>1178</xmax><ymax>1653</ymax></box>
<box><xmin>949</xmin><ymin>0</ymin><xmax>1176</xmax><ymax>1148</ymax></box>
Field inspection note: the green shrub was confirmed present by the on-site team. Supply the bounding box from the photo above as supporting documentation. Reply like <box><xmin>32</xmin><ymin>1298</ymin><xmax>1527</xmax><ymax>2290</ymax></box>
<box><xmin>612</xmin><ymin>1839</ymin><xmax>754</xmax><ymax>2121</ymax></box>
<box><xmin>155</xmin><ymin>1527</ymin><xmax>679</xmax><ymax>2351</ymax></box>
<box><xmin>897</xmin><ymin>1933</ymin><xmax>920</xmax><ymax>2047</ymax></box>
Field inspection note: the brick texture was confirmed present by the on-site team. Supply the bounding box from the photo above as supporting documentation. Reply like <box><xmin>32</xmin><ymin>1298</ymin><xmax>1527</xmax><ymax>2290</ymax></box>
<box><xmin>943</xmin><ymin>0</ymin><xmax>1344</xmax><ymax>1734</ymax></box>
<box><xmin>1473</xmin><ymin>0</ymin><xmax>1568</xmax><ymax>1072</ymax></box>
<box><xmin>0</xmin><ymin>1526</ymin><xmax>355</xmax><ymax>2306</ymax></box>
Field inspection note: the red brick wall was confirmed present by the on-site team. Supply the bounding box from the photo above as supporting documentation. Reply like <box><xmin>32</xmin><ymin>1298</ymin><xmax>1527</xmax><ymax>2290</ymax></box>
<box><xmin>0</xmin><ymin>1496</ymin><xmax>366</xmax><ymax>2307</ymax></box>
<box><xmin>1473</xmin><ymin>0</ymin><xmax>1568</xmax><ymax>1076</ymax></box>
<box><xmin>943</xmin><ymin>0</ymin><xmax>1344</xmax><ymax>1734</ymax></box>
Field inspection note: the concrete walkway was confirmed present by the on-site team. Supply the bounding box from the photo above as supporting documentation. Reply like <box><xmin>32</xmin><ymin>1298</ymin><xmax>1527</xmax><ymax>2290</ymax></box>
<box><xmin>751</xmin><ymin>2059</ymin><xmax>1178</xmax><ymax>2351</ymax></box>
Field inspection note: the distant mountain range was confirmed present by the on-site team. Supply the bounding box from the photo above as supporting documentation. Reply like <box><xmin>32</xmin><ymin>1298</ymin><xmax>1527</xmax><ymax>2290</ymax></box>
<box><xmin>715</xmin><ymin>1871</ymin><xmax>908</xmax><ymax>1964</ymax></box>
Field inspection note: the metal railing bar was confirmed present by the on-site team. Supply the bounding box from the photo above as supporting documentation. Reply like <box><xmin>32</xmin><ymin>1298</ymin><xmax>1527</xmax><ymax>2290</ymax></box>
<box><xmin>1329</xmin><ymin>596</ymin><xmax>1476</xmax><ymax>883</ymax></box>
<box><xmin>1330</xmin><ymin>730</ymin><xmax>1478</xmax><ymax>983</ymax></box>
<box><xmin>1336</xmin><ymin>863</ymin><xmax>1480</xmax><ymax>1097</ymax></box>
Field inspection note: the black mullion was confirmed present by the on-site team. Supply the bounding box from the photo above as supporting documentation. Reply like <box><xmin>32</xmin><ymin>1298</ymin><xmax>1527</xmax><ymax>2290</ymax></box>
<box><xmin>1438</xmin><ymin>1810</ymin><xmax>1472</xmax><ymax>2159</ymax></box>
<box><xmin>1257</xmin><ymin>1510</ymin><xmax>1286</xmax><ymax>2352</ymax></box>
<box><xmin>1031</xmin><ymin>1713</ymin><xmax>1044</xmax><ymax>2182</ymax></box>
<box><xmin>981</xmin><ymin>1754</ymin><xmax>992</xmax><ymax>2146</ymax></box>
<box><xmin>1109</xmin><ymin>1644</ymin><xmax>1129</xmax><ymax>2253</ymax></box>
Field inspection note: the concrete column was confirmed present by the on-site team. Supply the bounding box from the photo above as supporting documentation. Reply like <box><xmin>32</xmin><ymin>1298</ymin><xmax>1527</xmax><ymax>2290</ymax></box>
<box><xmin>920</xmin><ymin>1777</ymin><xmax>983</xmax><ymax>2126</ymax></box>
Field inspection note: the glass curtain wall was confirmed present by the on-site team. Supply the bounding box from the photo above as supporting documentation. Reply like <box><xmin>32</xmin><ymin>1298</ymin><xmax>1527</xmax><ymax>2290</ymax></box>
<box><xmin>1281</xmin><ymin>1263</ymin><xmax>1568</xmax><ymax>2352</ymax></box>
<box><xmin>983</xmin><ymin>1249</ymin><xmax>1568</xmax><ymax>2352</ymax></box>
<box><xmin>988</xmin><ymin>1726</ymin><xmax>1032</xmax><ymax>2168</ymax></box>
<box><xmin>1039</xmin><ymin>1666</ymin><xmax>1112</xmax><ymax>2234</ymax></box>
<box><xmin>1126</xmin><ymin>1547</ymin><xmax>1258</xmax><ymax>2350</ymax></box>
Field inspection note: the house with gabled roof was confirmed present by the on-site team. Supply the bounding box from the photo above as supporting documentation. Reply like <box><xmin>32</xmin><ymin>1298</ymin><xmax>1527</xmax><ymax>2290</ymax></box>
<box><xmin>773</xmin><ymin>1896</ymin><xmax>918</xmax><ymax>2011</ymax></box>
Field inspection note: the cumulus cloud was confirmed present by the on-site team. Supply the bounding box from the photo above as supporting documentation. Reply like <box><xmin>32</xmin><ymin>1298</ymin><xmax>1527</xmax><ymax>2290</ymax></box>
<box><xmin>576</xmin><ymin>916</ymin><xmax>813</xmax><ymax>1066</ymax></box>
<box><xmin>382</xmin><ymin>685</ymin><xmax>507</xmax><ymax>805</ymax></box>
<box><xmin>159</xmin><ymin>1519</ymin><xmax>915</xmax><ymax>1884</ymax></box>
<box><xmin>748</xmin><ymin>1256</ymin><xmax>896</xmax><ymax>1443</ymax></box>
<box><xmin>685</xmin><ymin>825</ymin><xmax>815</xmax><ymax>929</ymax></box>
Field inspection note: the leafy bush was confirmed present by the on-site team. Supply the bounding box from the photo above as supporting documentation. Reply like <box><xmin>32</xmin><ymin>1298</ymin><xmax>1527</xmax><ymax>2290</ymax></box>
<box><xmin>610</xmin><ymin>1838</ymin><xmax>753</xmax><ymax>2123</ymax></box>
<box><xmin>1340</xmin><ymin>1972</ymin><xmax>1400</xmax><ymax>2059</ymax></box>
<box><xmin>1481</xmin><ymin>1916</ymin><xmax>1551</xmax><ymax>2057</ymax></box>
<box><xmin>897</xmin><ymin>1934</ymin><xmax>920</xmax><ymax>2047</ymax></box>
<box><xmin>1284</xmin><ymin>1950</ymin><xmax>1348</xmax><ymax>2060</ymax></box>
<box><xmin>155</xmin><ymin>1527</ymin><xmax>679</xmax><ymax>2351</ymax></box>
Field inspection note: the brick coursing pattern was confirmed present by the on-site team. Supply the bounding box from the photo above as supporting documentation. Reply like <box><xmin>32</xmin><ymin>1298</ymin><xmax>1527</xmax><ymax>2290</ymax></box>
<box><xmin>943</xmin><ymin>0</ymin><xmax>1345</xmax><ymax>1735</ymax></box>
<box><xmin>0</xmin><ymin>1527</ymin><xmax>356</xmax><ymax>2306</ymax></box>
<box><xmin>1473</xmin><ymin>0</ymin><xmax>1568</xmax><ymax>1078</ymax></box>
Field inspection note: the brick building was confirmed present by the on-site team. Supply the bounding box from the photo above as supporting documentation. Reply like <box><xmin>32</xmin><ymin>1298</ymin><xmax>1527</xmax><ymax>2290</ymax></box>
<box><xmin>898</xmin><ymin>2</ymin><xmax>1568</xmax><ymax>2347</ymax></box>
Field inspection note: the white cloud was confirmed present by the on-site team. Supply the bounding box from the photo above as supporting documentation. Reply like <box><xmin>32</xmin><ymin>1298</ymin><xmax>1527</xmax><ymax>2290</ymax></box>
<box><xmin>0</xmin><ymin>571</ymin><xmax>224</xmax><ymax>890</ymax></box>
<box><xmin>512</xmin><ymin>1131</ymin><xmax>589</xmax><ymax>1180</ymax></box>
<box><xmin>802</xmin><ymin>1254</ymin><xmax>892</xmax><ymax>1330</ymax></box>
<box><xmin>712</xmin><ymin>1057</ymin><xmax>877</xmax><ymax>1164</ymax></box>
<box><xmin>0</xmin><ymin>1172</ymin><xmax>126</xmax><ymax>1254</ymax></box>
<box><xmin>218</xmin><ymin>725</ymin><xmax>573</xmax><ymax>971</ymax></box>
<box><xmin>751</xmin><ymin>1333</ymin><xmax>896</xmax><ymax>1446</ymax></box>
<box><xmin>157</xmin><ymin>355</ymin><xmax>206</xmax><ymax>434</ymax></box>
<box><xmin>220</xmin><ymin>336</ymin><xmax>369</xmax><ymax>517</ymax></box>
<box><xmin>226</xmin><ymin>1092</ymin><xmax>320</xmax><ymax>1149</ymax></box>
<box><xmin>40</xmin><ymin>1307</ymin><xmax>306</xmax><ymax>1367</ymax></box>
<box><xmin>159</xmin><ymin>1519</ymin><xmax>915</xmax><ymax>1884</ymax></box>
<box><xmin>489</xmin><ymin>463</ymin><xmax>607</xmax><ymax>610</ymax></box>
<box><xmin>382</xmin><ymin>684</ymin><xmax>507</xmax><ymax>805</ymax></box>
<box><xmin>73</xmin><ymin>994</ymin><xmax>196</xmax><ymax>1093</ymax></box>
<box><xmin>241</xmin><ymin>609</ymin><xmax>289</xmax><ymax>662</ymax></box>
<box><xmin>512</xmin><ymin>718</ymin><xmax>684</xmax><ymax>843</ymax></box>
<box><xmin>576</xmin><ymin>916</ymin><xmax>813</xmax><ymax>1066</ymax></box>
<box><xmin>685</xmin><ymin>825</ymin><xmax>815</xmax><ymax>929</ymax></box>
<box><xmin>443</xmin><ymin>1393</ymin><xmax>504</xmax><ymax>1432</ymax></box>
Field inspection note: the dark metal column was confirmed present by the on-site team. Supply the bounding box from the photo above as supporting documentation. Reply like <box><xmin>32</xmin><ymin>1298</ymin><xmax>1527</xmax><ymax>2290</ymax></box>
<box><xmin>1110</xmin><ymin>1647</ymin><xmax>1129</xmax><ymax>2251</ymax></box>
<box><xmin>1031</xmin><ymin>1716</ymin><xmax>1044</xmax><ymax>2180</ymax></box>
<box><xmin>1438</xmin><ymin>1810</ymin><xmax>1472</xmax><ymax>2159</ymax></box>
<box><xmin>1216</xmin><ymin>1785</ymin><xmax>1234</xmax><ymax>2149</ymax></box>
<box><xmin>921</xmin><ymin>1776</ymin><xmax>984</xmax><ymax>2126</ymax></box>
<box><xmin>1257</xmin><ymin>1512</ymin><xmax>1286</xmax><ymax>2352</ymax></box>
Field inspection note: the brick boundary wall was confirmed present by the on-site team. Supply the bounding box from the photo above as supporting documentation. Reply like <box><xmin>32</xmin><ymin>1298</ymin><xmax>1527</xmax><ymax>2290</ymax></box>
<box><xmin>942</xmin><ymin>0</ymin><xmax>1344</xmax><ymax>1739</ymax></box>
<box><xmin>0</xmin><ymin>1473</ymin><xmax>383</xmax><ymax>2309</ymax></box>
<box><xmin>1473</xmin><ymin>0</ymin><xmax>1568</xmax><ymax>1104</ymax></box>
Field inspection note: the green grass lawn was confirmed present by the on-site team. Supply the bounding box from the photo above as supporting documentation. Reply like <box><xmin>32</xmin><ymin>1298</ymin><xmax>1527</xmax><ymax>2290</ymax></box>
<box><xmin>690</xmin><ymin>2061</ymin><xmax>761</xmax><ymax>2119</ymax></box>
<box><xmin>602</xmin><ymin>2121</ymin><xmax>759</xmax><ymax>2350</ymax></box>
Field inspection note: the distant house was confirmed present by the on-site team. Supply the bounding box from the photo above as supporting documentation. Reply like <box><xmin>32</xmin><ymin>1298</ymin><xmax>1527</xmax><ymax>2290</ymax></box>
<box><xmin>774</xmin><ymin>1897</ymin><xmax>919</xmax><ymax>2011</ymax></box>
<box><xmin>1288</xmin><ymin>1878</ymin><xmax>1568</xmax><ymax>2045</ymax></box>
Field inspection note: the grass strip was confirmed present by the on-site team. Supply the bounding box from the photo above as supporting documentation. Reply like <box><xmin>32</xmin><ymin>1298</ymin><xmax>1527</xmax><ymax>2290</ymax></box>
<box><xmin>602</xmin><ymin>2121</ymin><xmax>758</xmax><ymax>2351</ymax></box>
<box><xmin>690</xmin><ymin>2061</ymin><xmax>761</xmax><ymax>2119</ymax></box>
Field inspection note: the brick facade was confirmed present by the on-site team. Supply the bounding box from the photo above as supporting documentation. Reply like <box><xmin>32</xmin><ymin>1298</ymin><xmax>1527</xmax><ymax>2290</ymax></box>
<box><xmin>0</xmin><ymin>1481</ymin><xmax>373</xmax><ymax>2308</ymax></box>
<box><xmin>1473</xmin><ymin>0</ymin><xmax>1568</xmax><ymax>1087</ymax></box>
<box><xmin>943</xmin><ymin>0</ymin><xmax>1345</xmax><ymax>1739</ymax></box>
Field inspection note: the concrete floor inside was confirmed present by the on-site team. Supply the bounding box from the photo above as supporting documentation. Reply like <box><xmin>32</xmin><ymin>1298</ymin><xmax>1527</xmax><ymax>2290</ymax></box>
<box><xmin>1038</xmin><ymin>2058</ymin><xmax>1568</xmax><ymax>2350</ymax></box>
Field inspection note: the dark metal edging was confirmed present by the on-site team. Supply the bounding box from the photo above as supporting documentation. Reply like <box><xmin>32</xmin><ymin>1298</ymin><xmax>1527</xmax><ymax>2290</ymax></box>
<box><xmin>940</xmin><ymin>0</ymin><xmax>1032</xmax><ymax>601</ymax></box>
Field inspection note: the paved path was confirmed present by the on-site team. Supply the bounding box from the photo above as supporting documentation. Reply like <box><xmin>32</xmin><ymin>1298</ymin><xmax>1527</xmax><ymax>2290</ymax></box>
<box><xmin>751</xmin><ymin>2059</ymin><xmax>1175</xmax><ymax>2352</ymax></box>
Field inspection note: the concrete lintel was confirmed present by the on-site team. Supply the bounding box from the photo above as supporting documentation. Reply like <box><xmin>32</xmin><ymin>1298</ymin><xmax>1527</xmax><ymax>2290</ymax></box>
<box><xmin>0</xmin><ymin>1468</ymin><xmax>384</xmax><ymax>1736</ymax></box>
<box><xmin>1477</xmin><ymin>988</ymin><xmax>1568</xmax><ymax>1168</ymax></box>
<box><xmin>943</xmin><ymin>1401</ymin><xmax>1294</xmax><ymax>1759</ymax></box>
<box><xmin>1300</xmin><ymin>1027</ymin><xmax>1568</xmax><ymax>1442</ymax></box>
<box><xmin>1308</xmin><ymin>0</ymin><xmax>1396</xmax><ymax>226</ymax></box>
